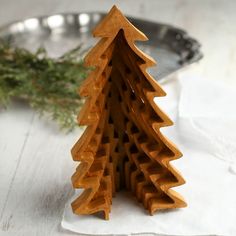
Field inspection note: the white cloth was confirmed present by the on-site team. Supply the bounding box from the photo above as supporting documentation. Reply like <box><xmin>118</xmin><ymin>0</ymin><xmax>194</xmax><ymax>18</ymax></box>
<box><xmin>61</xmin><ymin>76</ymin><xmax>236</xmax><ymax>236</ymax></box>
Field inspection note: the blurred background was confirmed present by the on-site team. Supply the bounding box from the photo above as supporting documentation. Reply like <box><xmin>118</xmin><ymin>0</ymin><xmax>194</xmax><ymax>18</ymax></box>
<box><xmin>0</xmin><ymin>0</ymin><xmax>236</xmax><ymax>85</ymax></box>
<box><xmin>0</xmin><ymin>1</ymin><xmax>236</xmax><ymax>235</ymax></box>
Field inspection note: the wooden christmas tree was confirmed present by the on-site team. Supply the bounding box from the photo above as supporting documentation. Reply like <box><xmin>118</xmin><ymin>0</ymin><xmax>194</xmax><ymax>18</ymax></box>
<box><xmin>71</xmin><ymin>5</ymin><xmax>187</xmax><ymax>220</ymax></box>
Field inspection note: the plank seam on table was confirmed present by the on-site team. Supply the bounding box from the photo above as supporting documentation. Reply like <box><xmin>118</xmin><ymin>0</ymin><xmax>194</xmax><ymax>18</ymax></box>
<box><xmin>0</xmin><ymin>113</ymin><xmax>35</xmax><ymax>222</ymax></box>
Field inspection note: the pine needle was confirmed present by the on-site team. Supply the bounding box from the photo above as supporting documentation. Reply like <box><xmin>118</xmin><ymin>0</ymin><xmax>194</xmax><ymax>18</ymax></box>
<box><xmin>0</xmin><ymin>39</ymin><xmax>89</xmax><ymax>131</ymax></box>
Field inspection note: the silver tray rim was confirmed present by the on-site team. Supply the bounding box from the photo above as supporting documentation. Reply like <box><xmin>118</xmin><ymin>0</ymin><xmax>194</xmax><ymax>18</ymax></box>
<box><xmin>0</xmin><ymin>12</ymin><xmax>203</xmax><ymax>77</ymax></box>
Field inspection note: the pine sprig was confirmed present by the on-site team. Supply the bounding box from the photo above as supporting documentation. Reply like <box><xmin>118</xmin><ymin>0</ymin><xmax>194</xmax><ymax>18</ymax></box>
<box><xmin>0</xmin><ymin>40</ymin><xmax>90</xmax><ymax>131</ymax></box>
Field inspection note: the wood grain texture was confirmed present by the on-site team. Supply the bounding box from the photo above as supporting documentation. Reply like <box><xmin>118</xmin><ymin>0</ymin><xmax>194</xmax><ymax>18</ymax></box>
<box><xmin>71</xmin><ymin>5</ymin><xmax>186</xmax><ymax>220</ymax></box>
<box><xmin>0</xmin><ymin>0</ymin><xmax>235</xmax><ymax>235</ymax></box>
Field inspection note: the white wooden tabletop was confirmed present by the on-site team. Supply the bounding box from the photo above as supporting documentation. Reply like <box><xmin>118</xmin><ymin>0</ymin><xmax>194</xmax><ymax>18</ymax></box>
<box><xmin>0</xmin><ymin>0</ymin><xmax>235</xmax><ymax>235</ymax></box>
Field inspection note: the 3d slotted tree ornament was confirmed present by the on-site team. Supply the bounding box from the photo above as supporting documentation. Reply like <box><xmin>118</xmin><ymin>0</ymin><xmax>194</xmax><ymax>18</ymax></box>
<box><xmin>71</xmin><ymin>5</ymin><xmax>187</xmax><ymax>220</ymax></box>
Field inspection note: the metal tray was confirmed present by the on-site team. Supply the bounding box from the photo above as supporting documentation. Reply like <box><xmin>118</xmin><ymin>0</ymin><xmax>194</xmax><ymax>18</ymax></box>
<box><xmin>0</xmin><ymin>13</ymin><xmax>202</xmax><ymax>80</ymax></box>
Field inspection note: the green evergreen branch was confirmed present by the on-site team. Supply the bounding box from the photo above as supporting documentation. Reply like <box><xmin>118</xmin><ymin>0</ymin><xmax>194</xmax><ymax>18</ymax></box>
<box><xmin>0</xmin><ymin>40</ymin><xmax>90</xmax><ymax>131</ymax></box>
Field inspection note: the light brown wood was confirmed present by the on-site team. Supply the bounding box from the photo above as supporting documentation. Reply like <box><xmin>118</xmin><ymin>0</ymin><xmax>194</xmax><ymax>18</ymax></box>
<box><xmin>71</xmin><ymin>5</ymin><xmax>187</xmax><ymax>220</ymax></box>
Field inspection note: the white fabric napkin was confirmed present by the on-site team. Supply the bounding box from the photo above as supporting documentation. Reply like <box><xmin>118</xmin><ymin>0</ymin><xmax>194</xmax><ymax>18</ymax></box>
<box><xmin>61</xmin><ymin>76</ymin><xmax>236</xmax><ymax>236</ymax></box>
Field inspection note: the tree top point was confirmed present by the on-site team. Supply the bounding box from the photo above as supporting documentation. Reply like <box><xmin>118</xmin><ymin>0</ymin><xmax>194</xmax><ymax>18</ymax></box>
<box><xmin>92</xmin><ymin>5</ymin><xmax>148</xmax><ymax>41</ymax></box>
